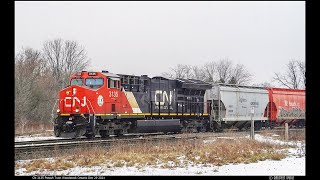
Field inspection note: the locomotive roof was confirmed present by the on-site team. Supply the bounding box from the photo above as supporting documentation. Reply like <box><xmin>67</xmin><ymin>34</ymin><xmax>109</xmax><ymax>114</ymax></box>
<box><xmin>177</xmin><ymin>78</ymin><xmax>212</xmax><ymax>90</ymax></box>
<box><xmin>176</xmin><ymin>78</ymin><xmax>209</xmax><ymax>85</ymax></box>
<box><xmin>117</xmin><ymin>74</ymin><xmax>141</xmax><ymax>78</ymax></box>
<box><xmin>152</xmin><ymin>76</ymin><xmax>173</xmax><ymax>80</ymax></box>
<box><xmin>101</xmin><ymin>72</ymin><xmax>120</xmax><ymax>78</ymax></box>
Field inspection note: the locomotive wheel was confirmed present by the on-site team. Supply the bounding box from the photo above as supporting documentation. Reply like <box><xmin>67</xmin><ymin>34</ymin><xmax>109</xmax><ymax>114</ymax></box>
<box><xmin>99</xmin><ymin>130</ymin><xmax>109</xmax><ymax>138</ymax></box>
<box><xmin>114</xmin><ymin>130</ymin><xmax>123</xmax><ymax>137</ymax></box>
<box><xmin>74</xmin><ymin>128</ymin><xmax>81</xmax><ymax>138</ymax></box>
<box><xmin>54</xmin><ymin>126</ymin><xmax>61</xmax><ymax>137</ymax></box>
<box><xmin>85</xmin><ymin>133</ymin><xmax>95</xmax><ymax>139</ymax></box>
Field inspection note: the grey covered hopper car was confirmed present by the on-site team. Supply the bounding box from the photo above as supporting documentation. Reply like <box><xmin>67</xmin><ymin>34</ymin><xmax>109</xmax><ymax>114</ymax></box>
<box><xmin>204</xmin><ymin>84</ymin><xmax>269</xmax><ymax>130</ymax></box>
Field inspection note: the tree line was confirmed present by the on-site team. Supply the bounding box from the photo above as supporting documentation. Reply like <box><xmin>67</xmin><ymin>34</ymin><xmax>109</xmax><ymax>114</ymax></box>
<box><xmin>162</xmin><ymin>59</ymin><xmax>252</xmax><ymax>85</ymax></box>
<box><xmin>162</xmin><ymin>59</ymin><xmax>305</xmax><ymax>89</ymax></box>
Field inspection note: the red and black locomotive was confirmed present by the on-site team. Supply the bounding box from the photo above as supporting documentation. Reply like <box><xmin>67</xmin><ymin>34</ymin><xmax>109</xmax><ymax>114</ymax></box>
<box><xmin>54</xmin><ymin>70</ymin><xmax>211</xmax><ymax>138</ymax></box>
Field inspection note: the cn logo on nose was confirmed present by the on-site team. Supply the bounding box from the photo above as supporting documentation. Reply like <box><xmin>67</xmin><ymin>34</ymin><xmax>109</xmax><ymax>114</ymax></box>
<box><xmin>65</xmin><ymin>96</ymin><xmax>87</xmax><ymax>107</ymax></box>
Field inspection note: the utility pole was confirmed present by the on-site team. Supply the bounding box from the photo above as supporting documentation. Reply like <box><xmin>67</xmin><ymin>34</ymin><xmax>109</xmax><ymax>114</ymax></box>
<box><xmin>250</xmin><ymin>106</ymin><xmax>255</xmax><ymax>140</ymax></box>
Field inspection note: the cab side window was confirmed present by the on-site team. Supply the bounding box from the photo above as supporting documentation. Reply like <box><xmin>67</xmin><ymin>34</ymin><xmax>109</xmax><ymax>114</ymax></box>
<box><xmin>108</xmin><ymin>78</ymin><xmax>120</xmax><ymax>89</ymax></box>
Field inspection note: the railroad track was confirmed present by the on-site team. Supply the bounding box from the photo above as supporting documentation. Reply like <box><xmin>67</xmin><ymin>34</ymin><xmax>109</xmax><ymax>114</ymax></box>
<box><xmin>15</xmin><ymin>134</ymin><xmax>179</xmax><ymax>161</ymax></box>
<box><xmin>15</xmin><ymin>128</ymin><xmax>304</xmax><ymax>146</ymax></box>
<box><xmin>15</xmin><ymin>132</ymin><xmax>166</xmax><ymax>146</ymax></box>
<box><xmin>15</xmin><ymin>136</ymin><xmax>174</xmax><ymax>153</ymax></box>
<box><xmin>14</xmin><ymin>130</ymin><xmax>248</xmax><ymax>147</ymax></box>
<box><xmin>15</xmin><ymin>137</ymin><xmax>84</xmax><ymax>146</ymax></box>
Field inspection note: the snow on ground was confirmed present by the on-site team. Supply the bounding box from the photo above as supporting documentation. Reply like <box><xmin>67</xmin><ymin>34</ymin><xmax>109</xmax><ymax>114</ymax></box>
<box><xmin>250</xmin><ymin>134</ymin><xmax>305</xmax><ymax>148</ymax></box>
<box><xmin>15</xmin><ymin>155</ymin><xmax>305</xmax><ymax>176</ymax></box>
<box><xmin>15</xmin><ymin>134</ymin><xmax>305</xmax><ymax>176</ymax></box>
<box><xmin>15</xmin><ymin>135</ymin><xmax>66</xmax><ymax>142</ymax></box>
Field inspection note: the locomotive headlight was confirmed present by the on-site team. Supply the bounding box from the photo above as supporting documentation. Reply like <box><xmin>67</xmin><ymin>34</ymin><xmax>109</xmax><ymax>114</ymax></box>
<box><xmin>73</xmin><ymin>88</ymin><xmax>76</xmax><ymax>95</ymax></box>
<box><xmin>75</xmin><ymin>108</ymin><xmax>79</xmax><ymax>113</ymax></box>
<box><xmin>57</xmin><ymin>109</ymin><xmax>60</xmax><ymax>113</ymax></box>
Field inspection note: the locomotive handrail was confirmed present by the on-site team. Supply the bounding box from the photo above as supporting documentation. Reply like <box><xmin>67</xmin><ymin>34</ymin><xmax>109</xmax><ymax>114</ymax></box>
<box><xmin>85</xmin><ymin>103</ymin><xmax>91</xmax><ymax>115</ymax></box>
<box><xmin>86</xmin><ymin>99</ymin><xmax>95</xmax><ymax>115</ymax></box>
<box><xmin>86</xmin><ymin>99</ymin><xmax>96</xmax><ymax>127</ymax></box>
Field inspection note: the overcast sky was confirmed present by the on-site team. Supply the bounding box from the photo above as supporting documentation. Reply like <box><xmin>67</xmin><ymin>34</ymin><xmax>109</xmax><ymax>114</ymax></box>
<box><xmin>15</xmin><ymin>1</ymin><xmax>305</xmax><ymax>85</ymax></box>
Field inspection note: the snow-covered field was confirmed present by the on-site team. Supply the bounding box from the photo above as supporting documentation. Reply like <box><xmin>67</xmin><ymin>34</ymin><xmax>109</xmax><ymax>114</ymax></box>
<box><xmin>15</xmin><ymin>134</ymin><xmax>305</xmax><ymax>176</ymax></box>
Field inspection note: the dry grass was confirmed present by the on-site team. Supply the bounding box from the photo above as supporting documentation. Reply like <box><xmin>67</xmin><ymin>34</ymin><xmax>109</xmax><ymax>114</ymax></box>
<box><xmin>288</xmin><ymin>130</ymin><xmax>305</xmax><ymax>141</ymax></box>
<box><xmin>16</xmin><ymin>137</ymin><xmax>288</xmax><ymax>172</ymax></box>
<box><xmin>18</xmin><ymin>159</ymin><xmax>75</xmax><ymax>173</ymax></box>
<box><xmin>15</xmin><ymin>123</ymin><xmax>53</xmax><ymax>136</ymax></box>
<box><xmin>259</xmin><ymin>129</ymin><xmax>276</xmax><ymax>137</ymax></box>
<box><xmin>259</xmin><ymin>129</ymin><xmax>305</xmax><ymax>142</ymax></box>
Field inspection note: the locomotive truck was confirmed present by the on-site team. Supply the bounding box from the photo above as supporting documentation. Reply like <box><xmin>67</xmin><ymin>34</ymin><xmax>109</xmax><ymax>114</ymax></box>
<box><xmin>53</xmin><ymin>70</ymin><xmax>305</xmax><ymax>138</ymax></box>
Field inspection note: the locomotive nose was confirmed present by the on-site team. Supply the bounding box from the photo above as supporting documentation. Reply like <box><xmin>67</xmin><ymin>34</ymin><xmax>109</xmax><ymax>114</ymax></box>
<box><xmin>60</xmin><ymin>85</ymin><xmax>87</xmax><ymax>114</ymax></box>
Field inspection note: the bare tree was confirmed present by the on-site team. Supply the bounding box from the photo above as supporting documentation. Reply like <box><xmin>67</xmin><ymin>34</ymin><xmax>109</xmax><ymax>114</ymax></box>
<box><xmin>162</xmin><ymin>64</ymin><xmax>193</xmax><ymax>79</ymax></box>
<box><xmin>15</xmin><ymin>48</ymin><xmax>46</xmax><ymax>129</ymax></box>
<box><xmin>163</xmin><ymin>59</ymin><xmax>253</xmax><ymax>85</ymax></box>
<box><xmin>297</xmin><ymin>61</ymin><xmax>306</xmax><ymax>88</ymax></box>
<box><xmin>215</xmin><ymin>59</ymin><xmax>233</xmax><ymax>83</ymax></box>
<box><xmin>190</xmin><ymin>65</ymin><xmax>206</xmax><ymax>80</ymax></box>
<box><xmin>229</xmin><ymin>64</ymin><xmax>252</xmax><ymax>85</ymax></box>
<box><xmin>273</xmin><ymin>60</ymin><xmax>304</xmax><ymax>89</ymax></box>
<box><xmin>36</xmin><ymin>69</ymin><xmax>59</xmax><ymax>123</ymax></box>
<box><xmin>202</xmin><ymin>62</ymin><xmax>216</xmax><ymax>83</ymax></box>
<box><xmin>17</xmin><ymin>117</ymin><xmax>29</xmax><ymax>134</ymax></box>
<box><xmin>62</xmin><ymin>40</ymin><xmax>90</xmax><ymax>84</ymax></box>
<box><xmin>42</xmin><ymin>39</ymin><xmax>64</xmax><ymax>83</ymax></box>
<box><xmin>42</xmin><ymin>38</ymin><xmax>90</xmax><ymax>88</ymax></box>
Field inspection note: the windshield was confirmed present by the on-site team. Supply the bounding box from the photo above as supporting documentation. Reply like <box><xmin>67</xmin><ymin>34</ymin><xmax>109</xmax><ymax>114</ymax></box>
<box><xmin>85</xmin><ymin>78</ymin><xmax>104</xmax><ymax>89</ymax></box>
<box><xmin>70</xmin><ymin>78</ymin><xmax>83</xmax><ymax>86</ymax></box>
